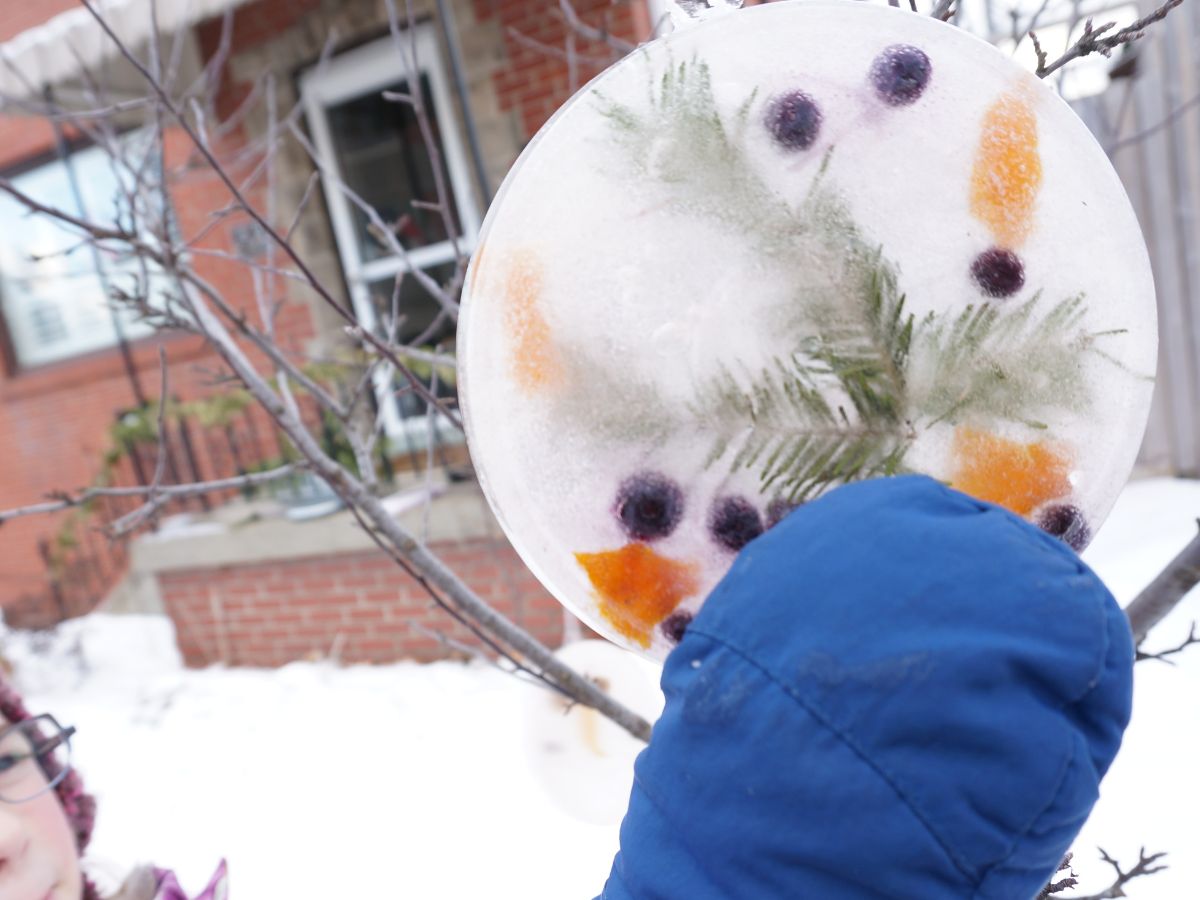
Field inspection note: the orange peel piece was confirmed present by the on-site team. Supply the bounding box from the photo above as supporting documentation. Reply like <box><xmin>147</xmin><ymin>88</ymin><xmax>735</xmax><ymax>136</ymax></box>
<box><xmin>950</xmin><ymin>426</ymin><xmax>1073</xmax><ymax>516</ymax></box>
<box><xmin>574</xmin><ymin>543</ymin><xmax>700</xmax><ymax>648</ymax></box>
<box><xmin>970</xmin><ymin>90</ymin><xmax>1042</xmax><ymax>248</ymax></box>
<box><xmin>501</xmin><ymin>249</ymin><xmax>564</xmax><ymax>392</ymax></box>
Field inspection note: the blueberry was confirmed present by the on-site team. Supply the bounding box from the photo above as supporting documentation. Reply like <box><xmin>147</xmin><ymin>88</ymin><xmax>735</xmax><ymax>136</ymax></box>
<box><xmin>970</xmin><ymin>248</ymin><xmax>1025</xmax><ymax>298</ymax></box>
<box><xmin>661</xmin><ymin>611</ymin><xmax>694</xmax><ymax>644</ymax></box>
<box><xmin>1036</xmin><ymin>504</ymin><xmax>1091</xmax><ymax>552</ymax></box>
<box><xmin>765</xmin><ymin>90</ymin><xmax>822</xmax><ymax>151</ymax></box>
<box><xmin>766</xmin><ymin>498</ymin><xmax>799</xmax><ymax>529</ymax></box>
<box><xmin>613</xmin><ymin>471</ymin><xmax>684</xmax><ymax>542</ymax></box>
<box><xmin>869</xmin><ymin>44</ymin><xmax>932</xmax><ymax>107</ymax></box>
<box><xmin>708</xmin><ymin>496</ymin><xmax>764</xmax><ymax>552</ymax></box>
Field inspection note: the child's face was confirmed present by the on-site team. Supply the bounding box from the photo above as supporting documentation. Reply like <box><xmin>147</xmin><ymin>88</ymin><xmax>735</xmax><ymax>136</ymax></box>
<box><xmin>0</xmin><ymin>716</ymin><xmax>83</xmax><ymax>900</ymax></box>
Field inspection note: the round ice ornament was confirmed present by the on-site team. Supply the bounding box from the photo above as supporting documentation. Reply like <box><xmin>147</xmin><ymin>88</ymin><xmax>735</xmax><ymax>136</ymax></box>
<box><xmin>458</xmin><ymin>1</ymin><xmax>1157</xmax><ymax>659</ymax></box>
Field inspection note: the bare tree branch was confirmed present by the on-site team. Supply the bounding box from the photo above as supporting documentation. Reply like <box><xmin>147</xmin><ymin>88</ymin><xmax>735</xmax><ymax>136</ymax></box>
<box><xmin>1135</xmin><ymin>621</ymin><xmax>1200</xmax><ymax>665</ymax></box>
<box><xmin>388</xmin><ymin>0</ymin><xmax>465</xmax><ymax>264</ymax></box>
<box><xmin>1033</xmin><ymin>0</ymin><xmax>1184</xmax><ymax>79</ymax></box>
<box><xmin>558</xmin><ymin>0</ymin><xmax>637</xmax><ymax>54</ymax></box>
<box><xmin>506</xmin><ymin>26</ymin><xmax>614</xmax><ymax>67</ymax></box>
<box><xmin>930</xmin><ymin>0</ymin><xmax>957</xmax><ymax>22</ymax></box>
<box><xmin>285</xmin><ymin>170</ymin><xmax>322</xmax><ymax>241</ymax></box>
<box><xmin>283</xmin><ymin>119</ymin><xmax>459</xmax><ymax>316</ymax></box>
<box><xmin>177</xmin><ymin>259</ymin><xmax>651</xmax><ymax>738</ymax></box>
<box><xmin>1125</xmin><ymin>525</ymin><xmax>1200</xmax><ymax>645</ymax></box>
<box><xmin>78</xmin><ymin>0</ymin><xmax>462</xmax><ymax>432</ymax></box>
<box><xmin>0</xmin><ymin>465</ymin><xmax>301</xmax><ymax>528</ymax></box>
<box><xmin>1074</xmin><ymin>848</ymin><xmax>1168</xmax><ymax>899</ymax></box>
<box><xmin>1109</xmin><ymin>92</ymin><xmax>1200</xmax><ymax>153</ymax></box>
<box><xmin>114</xmin><ymin>347</ymin><xmax>174</xmax><ymax>535</ymax></box>
<box><xmin>1036</xmin><ymin>853</ymin><xmax>1078</xmax><ymax>898</ymax></box>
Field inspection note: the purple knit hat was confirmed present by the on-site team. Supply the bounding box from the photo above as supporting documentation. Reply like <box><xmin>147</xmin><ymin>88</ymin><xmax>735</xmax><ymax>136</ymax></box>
<box><xmin>0</xmin><ymin>673</ymin><xmax>99</xmax><ymax>899</ymax></box>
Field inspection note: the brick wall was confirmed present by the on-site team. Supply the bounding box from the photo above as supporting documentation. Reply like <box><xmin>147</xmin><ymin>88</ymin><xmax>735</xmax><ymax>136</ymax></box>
<box><xmin>474</xmin><ymin>0</ymin><xmax>648</xmax><ymax>143</ymax></box>
<box><xmin>159</xmin><ymin>537</ymin><xmax>565</xmax><ymax>666</ymax></box>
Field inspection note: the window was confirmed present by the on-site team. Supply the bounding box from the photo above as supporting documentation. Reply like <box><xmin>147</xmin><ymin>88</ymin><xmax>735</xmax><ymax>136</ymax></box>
<box><xmin>0</xmin><ymin>141</ymin><xmax>161</xmax><ymax>368</ymax></box>
<box><xmin>301</xmin><ymin>28</ymin><xmax>480</xmax><ymax>444</ymax></box>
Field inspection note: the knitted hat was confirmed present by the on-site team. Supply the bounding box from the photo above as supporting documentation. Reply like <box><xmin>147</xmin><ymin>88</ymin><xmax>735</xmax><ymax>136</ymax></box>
<box><xmin>0</xmin><ymin>673</ymin><xmax>99</xmax><ymax>899</ymax></box>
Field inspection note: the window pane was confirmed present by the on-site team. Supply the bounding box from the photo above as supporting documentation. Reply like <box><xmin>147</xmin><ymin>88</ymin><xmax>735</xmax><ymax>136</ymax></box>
<box><xmin>0</xmin><ymin>140</ymin><xmax>161</xmax><ymax>368</ymax></box>
<box><xmin>326</xmin><ymin>75</ymin><xmax>460</xmax><ymax>264</ymax></box>
<box><xmin>367</xmin><ymin>264</ymin><xmax>458</xmax><ymax>427</ymax></box>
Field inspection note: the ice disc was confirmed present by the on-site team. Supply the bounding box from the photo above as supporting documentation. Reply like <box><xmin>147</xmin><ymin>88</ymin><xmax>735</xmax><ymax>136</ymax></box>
<box><xmin>458</xmin><ymin>1</ymin><xmax>1157</xmax><ymax>660</ymax></box>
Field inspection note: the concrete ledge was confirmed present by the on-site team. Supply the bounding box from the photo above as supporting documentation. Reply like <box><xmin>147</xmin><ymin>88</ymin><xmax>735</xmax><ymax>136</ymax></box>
<box><xmin>129</xmin><ymin>481</ymin><xmax>502</xmax><ymax>574</ymax></box>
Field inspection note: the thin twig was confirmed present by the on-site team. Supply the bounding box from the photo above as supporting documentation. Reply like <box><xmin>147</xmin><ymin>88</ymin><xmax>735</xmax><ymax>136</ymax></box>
<box><xmin>1030</xmin><ymin>29</ymin><xmax>1049</xmax><ymax>74</ymax></box>
<box><xmin>78</xmin><ymin>0</ymin><xmax>461</xmax><ymax>431</ymax></box>
<box><xmin>506</xmin><ymin>26</ymin><xmax>613</xmax><ymax>67</ymax></box>
<box><xmin>1036</xmin><ymin>853</ymin><xmax>1077</xmax><ymax>898</ymax></box>
<box><xmin>283</xmin><ymin>119</ymin><xmax>458</xmax><ymax>317</ymax></box>
<box><xmin>117</xmin><ymin>347</ymin><xmax>173</xmax><ymax>534</ymax></box>
<box><xmin>1109</xmin><ymin>92</ymin><xmax>1200</xmax><ymax>153</ymax></box>
<box><xmin>388</xmin><ymin>0</ymin><xmax>465</xmax><ymax>264</ymax></box>
<box><xmin>1074</xmin><ymin>848</ymin><xmax>1168</xmax><ymax>899</ymax></box>
<box><xmin>930</xmin><ymin>0</ymin><xmax>956</xmax><ymax>22</ymax></box>
<box><xmin>558</xmin><ymin>0</ymin><xmax>636</xmax><ymax>54</ymax></box>
<box><xmin>1135</xmin><ymin>621</ymin><xmax>1200</xmax><ymax>665</ymax></box>
<box><xmin>1034</xmin><ymin>0</ymin><xmax>1184</xmax><ymax>79</ymax></box>
<box><xmin>285</xmin><ymin>170</ymin><xmax>322</xmax><ymax>241</ymax></box>
<box><xmin>0</xmin><ymin>465</ymin><xmax>301</xmax><ymax>527</ymax></box>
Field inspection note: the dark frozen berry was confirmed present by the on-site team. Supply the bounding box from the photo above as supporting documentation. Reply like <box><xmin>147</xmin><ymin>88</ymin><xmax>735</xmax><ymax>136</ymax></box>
<box><xmin>970</xmin><ymin>248</ymin><xmax>1025</xmax><ymax>298</ymax></box>
<box><xmin>613</xmin><ymin>471</ymin><xmax>685</xmax><ymax>542</ymax></box>
<box><xmin>869</xmin><ymin>44</ymin><xmax>932</xmax><ymax>107</ymax></box>
<box><xmin>765</xmin><ymin>91</ymin><xmax>822</xmax><ymax>151</ymax></box>
<box><xmin>766</xmin><ymin>498</ymin><xmax>800</xmax><ymax>529</ymax></box>
<box><xmin>1036</xmin><ymin>504</ymin><xmax>1092</xmax><ymax>552</ymax></box>
<box><xmin>661</xmin><ymin>611</ymin><xmax>694</xmax><ymax>644</ymax></box>
<box><xmin>708</xmin><ymin>496</ymin><xmax>764</xmax><ymax>552</ymax></box>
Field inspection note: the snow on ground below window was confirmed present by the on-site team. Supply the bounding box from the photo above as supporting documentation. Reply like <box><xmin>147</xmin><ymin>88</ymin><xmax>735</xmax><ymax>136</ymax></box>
<box><xmin>2</xmin><ymin>477</ymin><xmax>1197</xmax><ymax>898</ymax></box>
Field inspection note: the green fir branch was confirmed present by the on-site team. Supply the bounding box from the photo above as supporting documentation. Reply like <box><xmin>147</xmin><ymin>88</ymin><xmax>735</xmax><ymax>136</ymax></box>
<box><xmin>796</xmin><ymin>248</ymin><xmax>915</xmax><ymax>426</ymax></box>
<box><xmin>596</xmin><ymin>57</ymin><xmax>795</xmax><ymax>251</ymax></box>
<box><xmin>691</xmin><ymin>356</ymin><xmax>914</xmax><ymax>503</ymax></box>
<box><xmin>908</xmin><ymin>292</ymin><xmax>1101</xmax><ymax>428</ymax></box>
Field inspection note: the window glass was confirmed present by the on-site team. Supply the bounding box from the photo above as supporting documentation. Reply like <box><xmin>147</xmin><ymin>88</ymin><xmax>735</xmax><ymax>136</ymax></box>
<box><xmin>367</xmin><ymin>263</ymin><xmax>458</xmax><ymax>425</ymax></box>
<box><xmin>326</xmin><ymin>75</ymin><xmax>460</xmax><ymax>264</ymax></box>
<box><xmin>0</xmin><ymin>139</ymin><xmax>162</xmax><ymax>367</ymax></box>
<box><xmin>303</xmin><ymin>29</ymin><xmax>478</xmax><ymax>441</ymax></box>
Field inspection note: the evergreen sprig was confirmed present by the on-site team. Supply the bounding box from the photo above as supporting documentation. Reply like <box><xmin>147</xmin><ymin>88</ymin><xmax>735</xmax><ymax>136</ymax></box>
<box><xmin>692</xmin><ymin>357</ymin><xmax>912</xmax><ymax>503</ymax></box>
<box><xmin>797</xmin><ymin>248</ymin><xmax>915</xmax><ymax>426</ymax></box>
<box><xmin>692</xmin><ymin>242</ymin><xmax>918</xmax><ymax>501</ymax></box>
<box><xmin>908</xmin><ymin>292</ymin><xmax>1101</xmax><ymax>429</ymax></box>
<box><xmin>596</xmin><ymin>58</ymin><xmax>796</xmax><ymax>252</ymax></box>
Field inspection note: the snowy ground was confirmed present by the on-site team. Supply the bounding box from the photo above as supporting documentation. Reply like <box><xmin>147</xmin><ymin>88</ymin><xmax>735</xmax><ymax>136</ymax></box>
<box><xmin>2</xmin><ymin>477</ymin><xmax>1198</xmax><ymax>898</ymax></box>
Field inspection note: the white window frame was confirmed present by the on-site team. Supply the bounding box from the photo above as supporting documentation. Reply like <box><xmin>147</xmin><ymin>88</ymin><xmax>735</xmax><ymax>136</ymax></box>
<box><xmin>300</xmin><ymin>28</ymin><xmax>480</xmax><ymax>442</ymax></box>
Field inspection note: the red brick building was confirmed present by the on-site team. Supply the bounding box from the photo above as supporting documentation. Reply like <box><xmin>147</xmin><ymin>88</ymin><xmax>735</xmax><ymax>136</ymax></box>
<box><xmin>0</xmin><ymin>0</ymin><xmax>654</xmax><ymax>662</ymax></box>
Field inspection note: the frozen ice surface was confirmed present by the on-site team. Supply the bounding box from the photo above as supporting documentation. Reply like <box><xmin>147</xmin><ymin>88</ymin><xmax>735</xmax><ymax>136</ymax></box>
<box><xmin>458</xmin><ymin>1</ymin><xmax>1157</xmax><ymax>659</ymax></box>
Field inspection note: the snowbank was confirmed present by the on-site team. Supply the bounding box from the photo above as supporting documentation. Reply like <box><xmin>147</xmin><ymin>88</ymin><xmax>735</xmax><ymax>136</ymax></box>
<box><xmin>2</xmin><ymin>477</ymin><xmax>1196</xmax><ymax>898</ymax></box>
